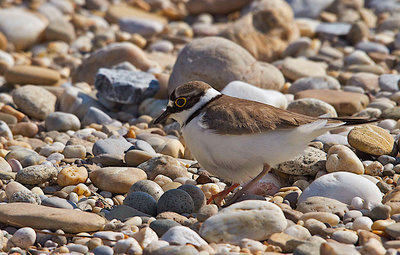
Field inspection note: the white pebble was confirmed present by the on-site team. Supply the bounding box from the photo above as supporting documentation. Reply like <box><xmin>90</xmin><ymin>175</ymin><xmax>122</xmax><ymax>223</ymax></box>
<box><xmin>352</xmin><ymin>216</ymin><xmax>373</xmax><ymax>231</ymax></box>
<box><xmin>11</xmin><ymin>227</ymin><xmax>36</xmax><ymax>249</ymax></box>
<box><xmin>69</xmin><ymin>192</ymin><xmax>79</xmax><ymax>204</ymax></box>
<box><xmin>113</xmin><ymin>238</ymin><xmax>142</xmax><ymax>254</ymax></box>
<box><xmin>350</xmin><ymin>197</ymin><xmax>364</xmax><ymax>210</ymax></box>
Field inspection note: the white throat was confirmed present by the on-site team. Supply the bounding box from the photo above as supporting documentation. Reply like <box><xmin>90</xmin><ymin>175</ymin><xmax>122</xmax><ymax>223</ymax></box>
<box><xmin>170</xmin><ymin>87</ymin><xmax>221</xmax><ymax>126</ymax></box>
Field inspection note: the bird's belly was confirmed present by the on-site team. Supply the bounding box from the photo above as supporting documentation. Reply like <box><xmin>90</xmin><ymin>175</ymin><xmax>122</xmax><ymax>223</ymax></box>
<box><xmin>182</xmin><ymin>122</ymin><xmax>306</xmax><ymax>183</ymax></box>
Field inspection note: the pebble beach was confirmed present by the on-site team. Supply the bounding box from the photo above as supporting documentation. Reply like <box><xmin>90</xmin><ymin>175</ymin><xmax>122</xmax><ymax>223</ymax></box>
<box><xmin>2</xmin><ymin>0</ymin><xmax>400</xmax><ymax>254</ymax></box>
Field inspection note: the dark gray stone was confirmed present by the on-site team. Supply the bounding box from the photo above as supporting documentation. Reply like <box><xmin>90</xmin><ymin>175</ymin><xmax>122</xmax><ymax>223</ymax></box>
<box><xmin>9</xmin><ymin>191</ymin><xmax>41</xmax><ymax>204</ymax></box>
<box><xmin>367</xmin><ymin>204</ymin><xmax>391</xmax><ymax>221</ymax></box>
<box><xmin>150</xmin><ymin>219</ymin><xmax>181</xmax><ymax>237</ymax></box>
<box><xmin>123</xmin><ymin>191</ymin><xmax>157</xmax><ymax>216</ymax></box>
<box><xmin>5</xmin><ymin>148</ymin><xmax>42</xmax><ymax>168</ymax></box>
<box><xmin>95</xmin><ymin>68</ymin><xmax>159</xmax><ymax>104</ymax></box>
<box><xmin>105</xmin><ymin>205</ymin><xmax>151</xmax><ymax>221</ymax></box>
<box><xmin>177</xmin><ymin>185</ymin><xmax>206</xmax><ymax>213</ymax></box>
<box><xmin>157</xmin><ymin>189</ymin><xmax>194</xmax><ymax>214</ymax></box>
<box><xmin>128</xmin><ymin>180</ymin><xmax>164</xmax><ymax>201</ymax></box>
<box><xmin>92</xmin><ymin>136</ymin><xmax>133</xmax><ymax>156</ymax></box>
<box><xmin>81</xmin><ymin>106</ymin><xmax>112</xmax><ymax>126</ymax></box>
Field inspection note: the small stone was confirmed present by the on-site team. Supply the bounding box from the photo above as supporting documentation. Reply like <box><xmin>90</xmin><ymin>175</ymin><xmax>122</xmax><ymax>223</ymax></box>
<box><xmin>106</xmin><ymin>205</ymin><xmax>151</xmax><ymax>221</ymax></box>
<box><xmin>45</xmin><ymin>112</ymin><xmax>81</xmax><ymax>132</ymax></box>
<box><xmin>296</xmin><ymin>196</ymin><xmax>349</xmax><ymax>218</ymax></box>
<box><xmin>90</xmin><ymin>167</ymin><xmax>147</xmax><ymax>194</ymax></box>
<box><xmin>300</xmin><ymin>212</ymin><xmax>340</xmax><ymax>226</ymax></box>
<box><xmin>287</xmin><ymin>98</ymin><xmax>337</xmax><ymax>117</ymax></box>
<box><xmin>128</xmin><ymin>180</ymin><xmax>164</xmax><ymax>201</ymax></box>
<box><xmin>364</xmin><ymin>161</ymin><xmax>384</xmax><ymax>176</ymax></box>
<box><xmin>320</xmin><ymin>242</ymin><xmax>359</xmax><ymax>255</ymax></box>
<box><xmin>93</xmin><ymin>245</ymin><xmax>114</xmax><ymax>255</ymax></box>
<box><xmin>57</xmin><ymin>166</ymin><xmax>88</xmax><ymax>187</ymax></box>
<box><xmin>10</xmin><ymin>227</ymin><xmax>36</xmax><ymax>249</ymax></box>
<box><xmin>157</xmin><ymin>189</ymin><xmax>194</xmax><ymax>214</ymax></box>
<box><xmin>92</xmin><ymin>136</ymin><xmax>133</xmax><ymax>156</ymax></box>
<box><xmin>149</xmin><ymin>219</ymin><xmax>181</xmax><ymax>237</ymax></box>
<box><xmin>95</xmin><ymin>68</ymin><xmax>159</xmax><ymax>104</ymax></box>
<box><xmin>137</xmin><ymin>155</ymin><xmax>190</xmax><ymax>180</ymax></box>
<box><xmin>119</xmin><ymin>17</ymin><xmax>164</xmax><ymax>38</ymax></box>
<box><xmin>161</xmin><ymin>226</ymin><xmax>207</xmax><ymax>246</ymax></box>
<box><xmin>331</xmin><ymin>230</ymin><xmax>358</xmax><ymax>244</ymax></box>
<box><xmin>283</xmin><ymin>225</ymin><xmax>311</xmax><ymax>240</ymax></box>
<box><xmin>348</xmin><ymin>125</ymin><xmax>396</xmax><ymax>156</ymax></box>
<box><xmin>124</xmin><ymin>191</ymin><xmax>157</xmax><ymax>216</ymax></box>
<box><xmin>276</xmin><ymin>147</ymin><xmax>326</xmax><ymax>176</ymax></box>
<box><xmin>288</xmin><ymin>76</ymin><xmax>340</xmax><ymax>94</ymax></box>
<box><xmin>62</xmin><ymin>145</ymin><xmax>86</xmax><ymax>159</ymax></box>
<box><xmin>113</xmin><ymin>238</ymin><xmax>142</xmax><ymax>254</ymax></box>
<box><xmin>44</xmin><ymin>18</ymin><xmax>75</xmax><ymax>43</ymax></box>
<box><xmin>200</xmin><ymin>200</ymin><xmax>287</xmax><ymax>245</ymax></box>
<box><xmin>81</xmin><ymin>107</ymin><xmax>112</xmax><ymax>126</ymax></box>
<box><xmin>16</xmin><ymin>165</ymin><xmax>58</xmax><ymax>185</ymax></box>
<box><xmin>326</xmin><ymin>145</ymin><xmax>364</xmax><ymax>174</ymax></box>
<box><xmin>11</xmin><ymin>122</ymin><xmax>38</xmax><ymax>138</ymax></box>
<box><xmin>9</xmin><ymin>190</ymin><xmax>41</xmax><ymax>204</ymax></box>
<box><xmin>177</xmin><ymin>184</ymin><xmax>206</xmax><ymax>212</ymax></box>
<box><xmin>125</xmin><ymin>150</ymin><xmax>153</xmax><ymax>167</ymax></box>
<box><xmin>359</xmin><ymin>238</ymin><xmax>386</xmax><ymax>255</ymax></box>
<box><xmin>12</xmin><ymin>85</ymin><xmax>57</xmax><ymax>120</ymax></box>
<box><xmin>379</xmin><ymin>74</ymin><xmax>400</xmax><ymax>92</ymax></box>
<box><xmin>197</xmin><ymin>204</ymin><xmax>218</xmax><ymax>222</ymax></box>
<box><xmin>41</xmin><ymin>196</ymin><xmax>74</xmax><ymax>209</ymax></box>
<box><xmin>353</xmin><ymin>216</ymin><xmax>373</xmax><ymax>231</ymax></box>
<box><xmin>281</xmin><ymin>58</ymin><xmax>326</xmax><ymax>80</ymax></box>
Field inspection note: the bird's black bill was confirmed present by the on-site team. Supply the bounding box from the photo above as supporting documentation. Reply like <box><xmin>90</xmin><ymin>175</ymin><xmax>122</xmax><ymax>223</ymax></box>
<box><xmin>154</xmin><ymin>109</ymin><xmax>172</xmax><ymax>124</ymax></box>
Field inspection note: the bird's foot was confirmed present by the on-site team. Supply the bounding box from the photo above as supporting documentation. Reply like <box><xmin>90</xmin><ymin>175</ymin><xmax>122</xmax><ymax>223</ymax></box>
<box><xmin>207</xmin><ymin>183</ymin><xmax>240</xmax><ymax>206</ymax></box>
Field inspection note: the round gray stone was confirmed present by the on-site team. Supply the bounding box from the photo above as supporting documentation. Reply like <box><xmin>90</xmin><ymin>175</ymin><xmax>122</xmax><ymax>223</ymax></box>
<box><xmin>16</xmin><ymin>165</ymin><xmax>58</xmax><ymax>185</ymax></box>
<box><xmin>157</xmin><ymin>189</ymin><xmax>194</xmax><ymax>214</ymax></box>
<box><xmin>150</xmin><ymin>219</ymin><xmax>181</xmax><ymax>237</ymax></box>
<box><xmin>45</xmin><ymin>112</ymin><xmax>81</xmax><ymax>131</ymax></box>
<box><xmin>128</xmin><ymin>180</ymin><xmax>164</xmax><ymax>201</ymax></box>
<box><xmin>5</xmin><ymin>148</ymin><xmax>42</xmax><ymax>168</ymax></box>
<box><xmin>123</xmin><ymin>191</ymin><xmax>157</xmax><ymax>216</ymax></box>
<box><xmin>177</xmin><ymin>184</ymin><xmax>206</xmax><ymax>213</ymax></box>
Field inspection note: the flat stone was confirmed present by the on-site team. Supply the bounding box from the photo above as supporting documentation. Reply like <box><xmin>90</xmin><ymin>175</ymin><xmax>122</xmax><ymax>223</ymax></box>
<box><xmin>95</xmin><ymin>68</ymin><xmax>159</xmax><ymax>104</ymax></box>
<box><xmin>287</xmin><ymin>98</ymin><xmax>337</xmax><ymax>117</ymax></box>
<box><xmin>186</xmin><ymin>0</ymin><xmax>252</xmax><ymax>15</ymax></box>
<box><xmin>295</xmin><ymin>89</ymin><xmax>369</xmax><ymax>115</ymax></box>
<box><xmin>45</xmin><ymin>112</ymin><xmax>81</xmax><ymax>132</ymax></box>
<box><xmin>288</xmin><ymin>76</ymin><xmax>340</xmax><ymax>94</ymax></box>
<box><xmin>5</xmin><ymin>65</ymin><xmax>60</xmax><ymax>86</ymax></box>
<box><xmin>105</xmin><ymin>205</ymin><xmax>151</xmax><ymax>221</ymax></box>
<box><xmin>89</xmin><ymin>167</ymin><xmax>147</xmax><ymax>194</ymax></box>
<box><xmin>149</xmin><ymin>219</ymin><xmax>181</xmax><ymax>237</ymax></box>
<box><xmin>92</xmin><ymin>136</ymin><xmax>133</xmax><ymax>156</ymax></box>
<box><xmin>161</xmin><ymin>226</ymin><xmax>207</xmax><ymax>246</ymax></box>
<box><xmin>281</xmin><ymin>58</ymin><xmax>326</xmax><ymax>80</ymax></box>
<box><xmin>0</xmin><ymin>203</ymin><xmax>105</xmax><ymax>233</ymax></box>
<box><xmin>137</xmin><ymin>155</ymin><xmax>190</xmax><ymax>180</ymax></box>
<box><xmin>199</xmin><ymin>200</ymin><xmax>287</xmax><ymax>245</ymax></box>
<box><xmin>381</xmin><ymin>107</ymin><xmax>400</xmax><ymax>120</ymax></box>
<box><xmin>296</xmin><ymin>196</ymin><xmax>349</xmax><ymax>218</ymax></box>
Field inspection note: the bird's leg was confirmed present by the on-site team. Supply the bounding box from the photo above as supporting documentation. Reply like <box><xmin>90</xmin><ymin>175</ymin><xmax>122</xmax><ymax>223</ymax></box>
<box><xmin>224</xmin><ymin>163</ymin><xmax>272</xmax><ymax>207</ymax></box>
<box><xmin>207</xmin><ymin>183</ymin><xmax>240</xmax><ymax>205</ymax></box>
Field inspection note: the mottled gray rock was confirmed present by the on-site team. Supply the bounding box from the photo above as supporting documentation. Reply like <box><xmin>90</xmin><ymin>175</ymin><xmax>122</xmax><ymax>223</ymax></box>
<box><xmin>288</xmin><ymin>76</ymin><xmax>340</xmax><ymax>94</ymax></box>
<box><xmin>92</xmin><ymin>136</ymin><xmax>133</xmax><ymax>156</ymax></box>
<box><xmin>177</xmin><ymin>185</ymin><xmax>206</xmax><ymax>213</ymax></box>
<box><xmin>296</xmin><ymin>196</ymin><xmax>349</xmax><ymax>218</ymax></box>
<box><xmin>5</xmin><ymin>149</ymin><xmax>42</xmax><ymax>167</ymax></box>
<box><xmin>45</xmin><ymin>112</ymin><xmax>81</xmax><ymax>131</ymax></box>
<box><xmin>150</xmin><ymin>219</ymin><xmax>181</xmax><ymax>237</ymax></box>
<box><xmin>157</xmin><ymin>189</ymin><xmax>194</xmax><ymax>214</ymax></box>
<box><xmin>16</xmin><ymin>165</ymin><xmax>58</xmax><ymax>185</ymax></box>
<box><xmin>10</xmin><ymin>191</ymin><xmax>41</xmax><ymax>205</ymax></box>
<box><xmin>124</xmin><ymin>191</ymin><xmax>157</xmax><ymax>216</ymax></box>
<box><xmin>276</xmin><ymin>147</ymin><xmax>326</xmax><ymax>176</ymax></box>
<box><xmin>95</xmin><ymin>68</ymin><xmax>159</xmax><ymax>104</ymax></box>
<box><xmin>128</xmin><ymin>180</ymin><xmax>164</xmax><ymax>201</ymax></box>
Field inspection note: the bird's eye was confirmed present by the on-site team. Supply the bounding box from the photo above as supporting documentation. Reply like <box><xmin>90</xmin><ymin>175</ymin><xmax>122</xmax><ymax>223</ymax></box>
<box><xmin>175</xmin><ymin>97</ymin><xmax>187</xmax><ymax>107</ymax></box>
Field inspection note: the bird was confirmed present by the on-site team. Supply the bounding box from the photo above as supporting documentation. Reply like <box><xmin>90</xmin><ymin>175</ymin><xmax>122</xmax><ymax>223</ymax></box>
<box><xmin>154</xmin><ymin>81</ymin><xmax>375</xmax><ymax>205</ymax></box>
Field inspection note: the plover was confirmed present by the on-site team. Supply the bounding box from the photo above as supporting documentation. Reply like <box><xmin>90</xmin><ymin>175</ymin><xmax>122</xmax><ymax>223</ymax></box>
<box><xmin>154</xmin><ymin>81</ymin><xmax>374</xmax><ymax>204</ymax></box>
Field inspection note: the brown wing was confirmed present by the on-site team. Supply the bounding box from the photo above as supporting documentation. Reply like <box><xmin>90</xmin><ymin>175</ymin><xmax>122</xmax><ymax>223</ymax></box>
<box><xmin>201</xmin><ymin>95</ymin><xmax>321</xmax><ymax>135</ymax></box>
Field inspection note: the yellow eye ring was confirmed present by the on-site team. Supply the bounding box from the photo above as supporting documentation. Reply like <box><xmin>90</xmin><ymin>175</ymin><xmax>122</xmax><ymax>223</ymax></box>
<box><xmin>175</xmin><ymin>97</ymin><xmax>187</xmax><ymax>107</ymax></box>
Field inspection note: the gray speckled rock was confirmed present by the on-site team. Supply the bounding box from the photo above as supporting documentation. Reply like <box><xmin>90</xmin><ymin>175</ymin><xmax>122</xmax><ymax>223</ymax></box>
<box><xmin>45</xmin><ymin>112</ymin><xmax>81</xmax><ymax>131</ymax></box>
<box><xmin>124</xmin><ymin>191</ymin><xmax>157</xmax><ymax>216</ymax></box>
<box><xmin>177</xmin><ymin>185</ymin><xmax>206</xmax><ymax>213</ymax></box>
<box><xmin>150</xmin><ymin>219</ymin><xmax>181</xmax><ymax>237</ymax></box>
<box><xmin>16</xmin><ymin>165</ymin><xmax>58</xmax><ymax>185</ymax></box>
<box><xmin>288</xmin><ymin>76</ymin><xmax>340</xmax><ymax>94</ymax></box>
<box><xmin>106</xmin><ymin>205</ymin><xmax>151</xmax><ymax>221</ymax></box>
<box><xmin>276</xmin><ymin>147</ymin><xmax>326</xmax><ymax>176</ymax></box>
<box><xmin>157</xmin><ymin>189</ymin><xmax>194</xmax><ymax>214</ymax></box>
<box><xmin>95</xmin><ymin>68</ymin><xmax>159</xmax><ymax>104</ymax></box>
<box><xmin>128</xmin><ymin>180</ymin><xmax>164</xmax><ymax>201</ymax></box>
<box><xmin>10</xmin><ymin>191</ymin><xmax>41</xmax><ymax>205</ymax></box>
<box><xmin>12</xmin><ymin>85</ymin><xmax>57</xmax><ymax>120</ymax></box>
<box><xmin>92</xmin><ymin>136</ymin><xmax>134</xmax><ymax>156</ymax></box>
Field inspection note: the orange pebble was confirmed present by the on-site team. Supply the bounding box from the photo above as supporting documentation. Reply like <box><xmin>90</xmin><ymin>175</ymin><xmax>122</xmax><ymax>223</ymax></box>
<box><xmin>1</xmin><ymin>105</ymin><xmax>25</xmax><ymax>122</ymax></box>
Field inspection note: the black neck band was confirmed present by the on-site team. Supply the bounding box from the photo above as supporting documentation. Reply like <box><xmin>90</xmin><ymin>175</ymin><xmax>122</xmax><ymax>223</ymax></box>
<box><xmin>184</xmin><ymin>94</ymin><xmax>223</xmax><ymax>127</ymax></box>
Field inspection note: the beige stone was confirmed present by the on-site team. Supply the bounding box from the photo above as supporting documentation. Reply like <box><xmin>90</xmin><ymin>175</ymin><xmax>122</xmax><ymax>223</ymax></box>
<box><xmin>295</xmin><ymin>89</ymin><xmax>369</xmax><ymax>115</ymax></box>
<box><xmin>0</xmin><ymin>32</ymin><xmax>6</xmax><ymax>50</ymax></box>
<box><xmin>156</xmin><ymin>139</ymin><xmax>185</xmax><ymax>158</ymax></box>
<box><xmin>90</xmin><ymin>167</ymin><xmax>147</xmax><ymax>193</ymax></box>
<box><xmin>105</xmin><ymin>5</ymin><xmax>167</xmax><ymax>24</ymax></box>
<box><xmin>281</xmin><ymin>58</ymin><xmax>326</xmax><ymax>80</ymax></box>
<box><xmin>11</xmin><ymin>122</ymin><xmax>38</xmax><ymax>138</ymax></box>
<box><xmin>300</xmin><ymin>212</ymin><xmax>340</xmax><ymax>226</ymax></box>
<box><xmin>348</xmin><ymin>125</ymin><xmax>395</xmax><ymax>156</ymax></box>
<box><xmin>0</xmin><ymin>203</ymin><xmax>105</xmax><ymax>233</ymax></box>
<box><xmin>326</xmin><ymin>145</ymin><xmax>364</xmax><ymax>174</ymax></box>
<box><xmin>219</xmin><ymin>0</ymin><xmax>298</xmax><ymax>62</ymax></box>
<box><xmin>364</xmin><ymin>161</ymin><xmax>384</xmax><ymax>176</ymax></box>
<box><xmin>72</xmin><ymin>42</ymin><xmax>154</xmax><ymax>84</ymax></box>
<box><xmin>125</xmin><ymin>149</ymin><xmax>153</xmax><ymax>167</ymax></box>
<box><xmin>5</xmin><ymin>65</ymin><xmax>60</xmax><ymax>86</ymax></box>
<box><xmin>57</xmin><ymin>166</ymin><xmax>88</xmax><ymax>187</ymax></box>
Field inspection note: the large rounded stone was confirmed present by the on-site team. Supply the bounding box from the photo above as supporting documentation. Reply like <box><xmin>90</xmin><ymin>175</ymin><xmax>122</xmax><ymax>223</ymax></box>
<box><xmin>0</xmin><ymin>9</ymin><xmax>47</xmax><ymax>50</ymax></box>
<box><xmin>12</xmin><ymin>85</ymin><xmax>57</xmax><ymax>120</ymax></box>
<box><xmin>298</xmin><ymin>172</ymin><xmax>382</xmax><ymax>210</ymax></box>
<box><xmin>157</xmin><ymin>189</ymin><xmax>194</xmax><ymax>214</ymax></box>
<box><xmin>168</xmin><ymin>37</ymin><xmax>284</xmax><ymax>94</ymax></box>
<box><xmin>0</xmin><ymin>203</ymin><xmax>105</xmax><ymax>233</ymax></box>
<box><xmin>200</xmin><ymin>200</ymin><xmax>287</xmax><ymax>245</ymax></box>
<box><xmin>5</xmin><ymin>148</ymin><xmax>42</xmax><ymax>167</ymax></box>
<box><xmin>72</xmin><ymin>42</ymin><xmax>154</xmax><ymax>84</ymax></box>
<box><xmin>219</xmin><ymin>0</ymin><xmax>299</xmax><ymax>62</ymax></box>
<box><xmin>89</xmin><ymin>167</ymin><xmax>147</xmax><ymax>194</ymax></box>
<box><xmin>326</xmin><ymin>145</ymin><xmax>364</xmax><ymax>174</ymax></box>
<box><xmin>348</xmin><ymin>125</ymin><xmax>396</xmax><ymax>156</ymax></box>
